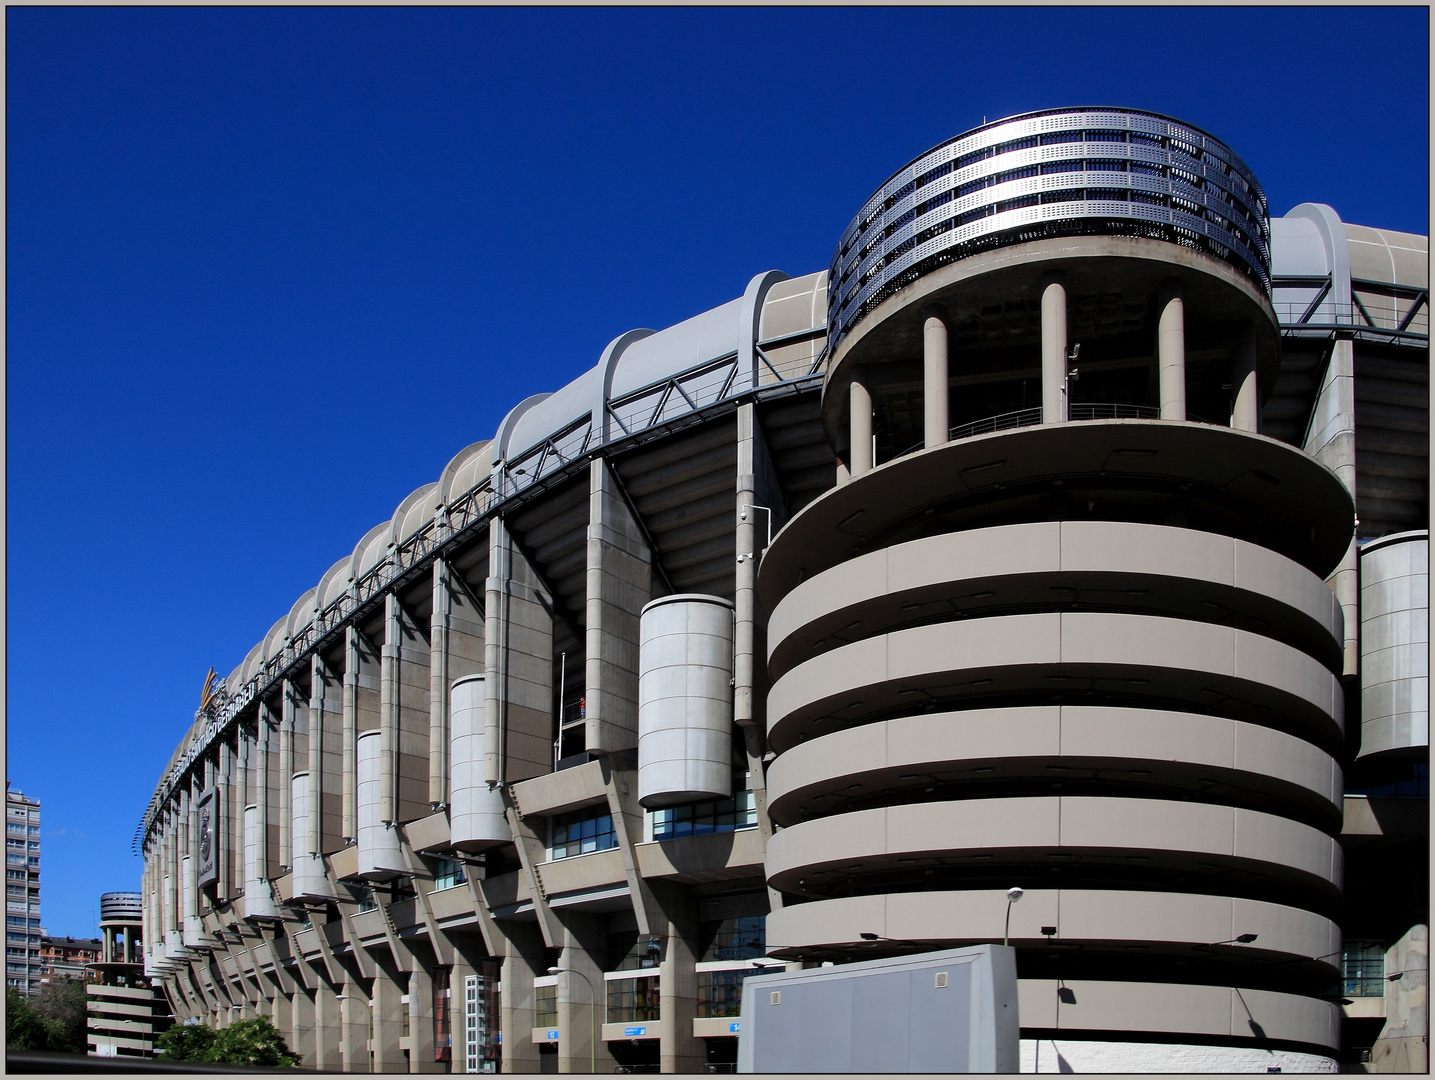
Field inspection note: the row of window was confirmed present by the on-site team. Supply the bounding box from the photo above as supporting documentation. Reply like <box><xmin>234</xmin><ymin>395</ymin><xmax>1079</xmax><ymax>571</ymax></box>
<box><xmin>535</xmin><ymin>967</ymin><xmax>768</xmax><ymax>1027</ymax></box>
<box><xmin>547</xmin><ymin>790</ymin><xmax>759</xmax><ymax>861</ymax></box>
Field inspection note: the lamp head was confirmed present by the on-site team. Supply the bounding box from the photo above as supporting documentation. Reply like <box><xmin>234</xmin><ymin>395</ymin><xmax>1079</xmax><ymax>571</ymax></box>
<box><xmin>1234</xmin><ymin>933</ymin><xmax>1258</xmax><ymax>944</ymax></box>
<box><xmin>1007</xmin><ymin>887</ymin><xmax>1024</xmax><ymax>903</ymax></box>
<box><xmin>547</xmin><ymin>966</ymin><xmax>563</xmax><ymax>976</ymax></box>
<box><xmin>859</xmin><ymin>933</ymin><xmax>880</xmax><ymax>941</ymax></box>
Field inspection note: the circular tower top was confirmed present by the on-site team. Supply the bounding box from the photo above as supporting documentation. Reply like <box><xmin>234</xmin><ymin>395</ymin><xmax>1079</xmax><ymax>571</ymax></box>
<box><xmin>828</xmin><ymin>107</ymin><xmax>1270</xmax><ymax>357</ymax></box>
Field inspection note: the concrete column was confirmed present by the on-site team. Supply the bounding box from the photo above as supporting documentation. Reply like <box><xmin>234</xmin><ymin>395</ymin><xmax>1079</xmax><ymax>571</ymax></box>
<box><xmin>501</xmin><ymin>927</ymin><xmax>543</xmax><ymax>1073</ymax></box>
<box><xmin>218</xmin><ymin>741</ymin><xmax>233</xmax><ymax>899</ymax></box>
<box><xmin>1305</xmin><ymin>336</ymin><xmax>1359</xmax><ymax>676</ymax></box>
<box><xmin>256</xmin><ymin>704</ymin><xmax>272</xmax><ymax>880</ymax></box>
<box><xmin>1374</xmin><ymin>924</ymin><xmax>1429</xmax><ymax>1072</ymax></box>
<box><xmin>409</xmin><ymin>964</ymin><xmax>440</xmax><ymax>1072</ymax></box>
<box><xmin>302</xmin><ymin>673</ymin><xmax>322</xmax><ymax>859</ymax></box>
<box><xmin>339</xmin><ymin>979</ymin><xmax>372</xmax><ymax>1073</ymax></box>
<box><xmin>236</xmin><ymin>729</ymin><xmax>251</xmax><ymax>907</ymax></box>
<box><xmin>381</xmin><ymin>592</ymin><xmax>401</xmax><ymax>824</ymax></box>
<box><xmin>923</xmin><ymin>309</ymin><xmax>950</xmax><ymax>448</ymax></box>
<box><xmin>1230</xmin><ymin>326</ymin><xmax>1260</xmax><ymax>432</ymax></box>
<box><xmin>289</xmin><ymin>986</ymin><xmax>316</xmax><ymax>1069</ymax></box>
<box><xmin>314</xmin><ymin>982</ymin><xmax>343</xmax><ymax>1072</ymax></box>
<box><xmin>435</xmin><ymin>558</ymin><xmax>486</xmax><ymax>807</ymax></box>
<box><xmin>484</xmin><ymin>518</ymin><xmax>555</xmax><ymax>786</ymax></box>
<box><xmin>278</xmin><ymin>693</ymin><xmax>293</xmax><ymax>867</ymax></box>
<box><xmin>431</xmin><ymin>559</ymin><xmax>452</xmax><ymax>809</ymax></box>
<box><xmin>371</xmin><ymin>967</ymin><xmax>406</xmax><ymax>1072</ymax></box>
<box><xmin>735</xmin><ymin>403</ymin><xmax>783</xmax><ymax>728</ymax></box>
<box><xmin>1041</xmin><ymin>280</ymin><xmax>1067</xmax><ymax>424</ymax></box>
<box><xmin>657</xmin><ymin>891</ymin><xmax>702</xmax><ymax>1074</ymax></box>
<box><xmin>1158</xmin><ymin>281</ymin><xmax>1187</xmax><ymax>421</ymax></box>
<box><xmin>586</xmin><ymin>458</ymin><xmax>652</xmax><ymax>755</ymax></box>
<box><xmin>557</xmin><ymin>918</ymin><xmax>615</xmax><ymax>1074</ymax></box>
<box><xmin>849</xmin><ymin>375</ymin><xmax>873</xmax><ymax>476</ymax></box>
<box><xmin>343</xmin><ymin>627</ymin><xmax>360</xmax><ymax>841</ymax></box>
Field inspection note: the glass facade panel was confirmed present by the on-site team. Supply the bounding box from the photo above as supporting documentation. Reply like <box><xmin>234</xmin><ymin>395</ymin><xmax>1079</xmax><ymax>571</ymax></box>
<box><xmin>1343</xmin><ymin>943</ymin><xmax>1386</xmax><ymax>997</ymax></box>
<box><xmin>534</xmin><ymin>984</ymin><xmax>557</xmax><ymax>1028</ymax></box>
<box><xmin>652</xmin><ymin>790</ymin><xmax>756</xmax><ymax>841</ymax></box>
<box><xmin>696</xmin><ymin>970</ymin><xmax>751</xmax><ymax>1018</ymax></box>
<box><xmin>550</xmin><ymin>811</ymin><xmax>617</xmax><ymax>860</ymax></box>
<box><xmin>699</xmin><ymin>915</ymin><xmax>765</xmax><ymax>962</ymax></box>
<box><xmin>606</xmin><ymin>976</ymin><xmax>660</xmax><ymax>1023</ymax></box>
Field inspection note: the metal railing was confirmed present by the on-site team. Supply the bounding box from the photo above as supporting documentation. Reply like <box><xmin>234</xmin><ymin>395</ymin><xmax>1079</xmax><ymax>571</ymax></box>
<box><xmin>948</xmin><ymin>406</ymin><xmax>1043</xmax><ymax>442</ymax></box>
<box><xmin>1272</xmin><ymin>298</ymin><xmax>1428</xmax><ymax>340</ymax></box>
<box><xmin>139</xmin><ymin>332</ymin><xmax>832</xmax><ymax>850</ymax></box>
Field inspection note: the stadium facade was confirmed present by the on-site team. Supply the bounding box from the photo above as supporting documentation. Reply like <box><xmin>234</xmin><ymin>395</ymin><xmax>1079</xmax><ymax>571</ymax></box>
<box><xmin>139</xmin><ymin>108</ymin><xmax>1428</xmax><ymax>1073</ymax></box>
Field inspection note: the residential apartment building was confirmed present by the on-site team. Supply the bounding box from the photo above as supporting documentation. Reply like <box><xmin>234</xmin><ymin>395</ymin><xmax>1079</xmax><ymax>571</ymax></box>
<box><xmin>138</xmin><ymin>107</ymin><xmax>1427</xmax><ymax>1073</ymax></box>
<box><xmin>39</xmin><ymin>935</ymin><xmax>102</xmax><ymax>986</ymax></box>
<box><xmin>6</xmin><ymin>786</ymin><xmax>43</xmax><ymax>995</ymax></box>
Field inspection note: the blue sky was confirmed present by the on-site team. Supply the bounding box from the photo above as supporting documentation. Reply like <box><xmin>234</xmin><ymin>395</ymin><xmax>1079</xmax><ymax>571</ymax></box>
<box><xmin>7</xmin><ymin>7</ymin><xmax>1428</xmax><ymax>937</ymax></box>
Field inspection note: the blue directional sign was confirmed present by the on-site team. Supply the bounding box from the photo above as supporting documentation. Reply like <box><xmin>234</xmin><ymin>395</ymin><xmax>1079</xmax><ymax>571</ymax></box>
<box><xmin>624</xmin><ymin>1026</ymin><xmax>647</xmax><ymax>1037</ymax></box>
<box><xmin>729</xmin><ymin>1021</ymin><xmax>741</xmax><ymax>1033</ymax></box>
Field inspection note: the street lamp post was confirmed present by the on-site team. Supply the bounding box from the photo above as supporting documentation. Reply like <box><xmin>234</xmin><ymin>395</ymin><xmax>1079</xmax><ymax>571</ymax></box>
<box><xmin>1003</xmin><ymin>887</ymin><xmax>1024</xmax><ymax>948</ymax></box>
<box><xmin>548</xmin><ymin>966</ymin><xmax>597</xmax><ymax>1074</ymax></box>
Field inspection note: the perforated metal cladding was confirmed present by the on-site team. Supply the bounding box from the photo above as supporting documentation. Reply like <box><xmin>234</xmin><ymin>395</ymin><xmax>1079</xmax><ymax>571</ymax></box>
<box><xmin>828</xmin><ymin>107</ymin><xmax>1271</xmax><ymax>355</ymax></box>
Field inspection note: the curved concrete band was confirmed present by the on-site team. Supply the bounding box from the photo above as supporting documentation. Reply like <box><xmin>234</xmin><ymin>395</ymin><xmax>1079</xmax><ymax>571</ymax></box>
<box><xmin>757</xmin><ymin>421</ymin><xmax>1356</xmax><ymax>609</ymax></box>
<box><xmin>765</xmin><ymin>706</ymin><xmax>1344</xmax><ymax>832</ymax></box>
<box><xmin>767</xmin><ymin>520</ymin><xmax>1344</xmax><ymax>679</ymax></box>
<box><xmin>766</xmin><ymin>611</ymin><xmax>1344</xmax><ymax>755</ymax></box>
<box><xmin>764</xmin><ymin>889</ymin><xmax>1340</xmax><ymax>975</ymax></box>
<box><xmin>1014</xmin><ymin>979</ymin><xmax>1339</xmax><ymax>1053</ymax></box>
<box><xmin>764</xmin><ymin>795</ymin><xmax>1343</xmax><ymax>904</ymax></box>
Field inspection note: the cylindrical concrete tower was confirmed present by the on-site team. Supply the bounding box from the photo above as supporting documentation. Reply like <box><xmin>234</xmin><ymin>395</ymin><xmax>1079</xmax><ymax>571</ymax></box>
<box><xmin>356</xmin><ymin>728</ymin><xmax>404</xmax><ymax>877</ymax></box>
<box><xmin>638</xmin><ymin>594</ymin><xmax>736</xmax><ymax>808</ymax></box>
<box><xmin>289</xmin><ymin>773</ymin><xmax>334</xmax><ymax>900</ymax></box>
<box><xmin>449</xmin><ymin>675</ymin><xmax>510</xmax><ymax>850</ymax></box>
<box><xmin>758</xmin><ymin>107</ymin><xmax>1356</xmax><ymax>1071</ymax></box>
<box><xmin>242</xmin><ymin>804</ymin><xmax>275</xmax><ymax>920</ymax></box>
<box><xmin>1358</xmin><ymin>530</ymin><xmax>1429</xmax><ymax>760</ymax></box>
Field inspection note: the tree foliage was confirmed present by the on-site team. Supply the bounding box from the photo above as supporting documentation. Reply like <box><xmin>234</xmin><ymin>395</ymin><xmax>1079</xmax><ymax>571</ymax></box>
<box><xmin>155</xmin><ymin>1019</ymin><xmax>217</xmax><ymax>1061</ymax></box>
<box><xmin>157</xmin><ymin>1015</ymin><xmax>299</xmax><ymax>1067</ymax></box>
<box><xmin>6</xmin><ymin>986</ymin><xmax>66</xmax><ymax>1052</ymax></box>
<box><xmin>30</xmin><ymin>977</ymin><xmax>89</xmax><ymax>1053</ymax></box>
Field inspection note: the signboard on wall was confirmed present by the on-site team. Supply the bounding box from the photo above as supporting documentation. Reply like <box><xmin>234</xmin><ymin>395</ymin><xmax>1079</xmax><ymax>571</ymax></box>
<box><xmin>196</xmin><ymin>788</ymin><xmax>218</xmax><ymax>888</ymax></box>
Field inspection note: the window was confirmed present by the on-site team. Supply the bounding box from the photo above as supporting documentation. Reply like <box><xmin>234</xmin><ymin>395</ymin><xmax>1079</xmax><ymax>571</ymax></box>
<box><xmin>534</xmin><ymin>983</ymin><xmax>558</xmax><ymax>1028</ymax></box>
<box><xmin>1344</xmin><ymin>944</ymin><xmax>1386</xmax><ymax>997</ymax></box>
<box><xmin>434</xmin><ymin>858</ymin><xmax>466</xmax><ymax>891</ymax></box>
<box><xmin>696</xmin><ymin>970</ymin><xmax>751</xmax><ymax>1018</ymax></box>
<box><xmin>652</xmin><ymin>789</ymin><xmax>756</xmax><ymax>841</ymax></box>
<box><xmin>549</xmin><ymin>811</ymin><xmax>617</xmax><ymax>860</ymax></box>
<box><xmin>606</xmin><ymin>976</ymin><xmax>660</xmax><ymax>1024</ymax></box>
<box><xmin>700</xmin><ymin>916</ymin><xmax>766</xmax><ymax>963</ymax></box>
<box><xmin>351</xmin><ymin>885</ymin><xmax>378</xmax><ymax>914</ymax></box>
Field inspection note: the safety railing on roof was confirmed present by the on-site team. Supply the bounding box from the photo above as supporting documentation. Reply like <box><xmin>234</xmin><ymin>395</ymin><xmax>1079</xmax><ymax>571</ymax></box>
<box><xmin>139</xmin><ymin>331</ymin><xmax>828</xmax><ymax>850</ymax></box>
<box><xmin>1271</xmin><ymin>297</ymin><xmax>1428</xmax><ymax>341</ymax></box>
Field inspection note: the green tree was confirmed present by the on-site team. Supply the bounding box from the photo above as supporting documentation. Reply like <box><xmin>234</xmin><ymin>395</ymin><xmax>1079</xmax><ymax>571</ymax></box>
<box><xmin>206</xmin><ymin>1016</ymin><xmax>300</xmax><ymax>1067</ymax></box>
<box><xmin>6</xmin><ymin>986</ymin><xmax>65</xmax><ymax>1051</ymax></box>
<box><xmin>31</xmin><ymin>977</ymin><xmax>89</xmax><ymax>1054</ymax></box>
<box><xmin>156</xmin><ymin>1015</ymin><xmax>300</xmax><ymax>1067</ymax></box>
<box><xmin>155</xmin><ymin>1019</ymin><xmax>217</xmax><ymax>1061</ymax></box>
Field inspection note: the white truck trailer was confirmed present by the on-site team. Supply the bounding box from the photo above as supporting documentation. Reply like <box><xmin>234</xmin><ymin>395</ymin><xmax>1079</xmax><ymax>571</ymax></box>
<box><xmin>736</xmin><ymin>945</ymin><xmax>1019</xmax><ymax>1073</ymax></box>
